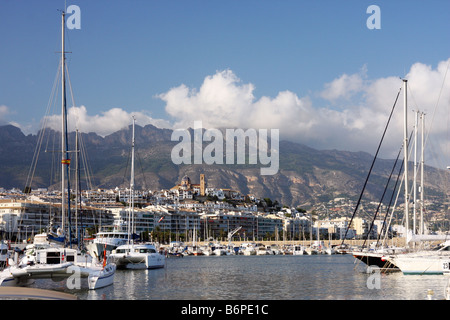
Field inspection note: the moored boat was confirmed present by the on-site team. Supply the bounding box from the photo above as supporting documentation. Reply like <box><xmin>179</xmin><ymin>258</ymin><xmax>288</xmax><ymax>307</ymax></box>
<box><xmin>110</xmin><ymin>243</ymin><xmax>165</xmax><ymax>269</ymax></box>
<box><xmin>0</xmin><ymin>245</ymin><xmax>115</xmax><ymax>289</ymax></box>
<box><xmin>386</xmin><ymin>241</ymin><xmax>450</xmax><ymax>275</ymax></box>
<box><xmin>108</xmin><ymin>119</ymin><xmax>165</xmax><ymax>270</ymax></box>
<box><xmin>0</xmin><ymin>10</ymin><xmax>116</xmax><ymax>291</ymax></box>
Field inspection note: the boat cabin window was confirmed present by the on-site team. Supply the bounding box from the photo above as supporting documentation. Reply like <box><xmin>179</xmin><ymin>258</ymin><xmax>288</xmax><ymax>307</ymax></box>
<box><xmin>116</xmin><ymin>249</ymin><xmax>127</xmax><ymax>254</ymax></box>
<box><xmin>0</xmin><ymin>249</ymin><xmax>7</xmax><ymax>255</ymax></box>
<box><xmin>136</xmin><ymin>248</ymin><xmax>156</xmax><ymax>253</ymax></box>
<box><xmin>45</xmin><ymin>251</ymin><xmax>76</xmax><ymax>264</ymax></box>
<box><xmin>46</xmin><ymin>251</ymin><xmax>62</xmax><ymax>264</ymax></box>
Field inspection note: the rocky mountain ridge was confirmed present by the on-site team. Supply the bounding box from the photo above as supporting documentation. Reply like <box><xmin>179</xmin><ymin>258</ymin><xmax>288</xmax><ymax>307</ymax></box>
<box><xmin>0</xmin><ymin>124</ymin><xmax>447</xmax><ymax>207</ymax></box>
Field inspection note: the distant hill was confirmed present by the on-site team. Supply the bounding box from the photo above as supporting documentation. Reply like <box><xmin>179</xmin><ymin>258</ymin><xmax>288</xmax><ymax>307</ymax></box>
<box><xmin>0</xmin><ymin>124</ymin><xmax>448</xmax><ymax>207</ymax></box>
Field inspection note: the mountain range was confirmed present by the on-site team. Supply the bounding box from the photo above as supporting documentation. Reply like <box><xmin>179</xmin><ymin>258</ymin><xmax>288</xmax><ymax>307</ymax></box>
<box><xmin>0</xmin><ymin>124</ymin><xmax>448</xmax><ymax>208</ymax></box>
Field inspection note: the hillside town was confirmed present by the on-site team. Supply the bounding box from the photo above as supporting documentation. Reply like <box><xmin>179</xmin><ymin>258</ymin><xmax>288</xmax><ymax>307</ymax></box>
<box><xmin>0</xmin><ymin>173</ymin><xmax>448</xmax><ymax>245</ymax></box>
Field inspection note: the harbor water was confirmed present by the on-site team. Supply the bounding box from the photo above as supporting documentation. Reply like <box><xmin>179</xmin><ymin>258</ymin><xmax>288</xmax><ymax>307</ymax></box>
<box><xmin>35</xmin><ymin>254</ymin><xmax>450</xmax><ymax>300</ymax></box>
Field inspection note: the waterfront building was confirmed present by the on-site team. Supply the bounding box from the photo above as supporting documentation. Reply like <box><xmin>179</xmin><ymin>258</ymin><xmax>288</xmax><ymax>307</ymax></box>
<box><xmin>83</xmin><ymin>188</ymin><xmax>118</xmax><ymax>205</ymax></box>
<box><xmin>0</xmin><ymin>199</ymin><xmax>114</xmax><ymax>241</ymax></box>
<box><xmin>117</xmin><ymin>188</ymin><xmax>151</xmax><ymax>206</ymax></box>
<box><xmin>199</xmin><ymin>211</ymin><xmax>284</xmax><ymax>241</ymax></box>
<box><xmin>283</xmin><ymin>216</ymin><xmax>310</xmax><ymax>240</ymax></box>
<box><xmin>107</xmin><ymin>205</ymin><xmax>201</xmax><ymax>242</ymax></box>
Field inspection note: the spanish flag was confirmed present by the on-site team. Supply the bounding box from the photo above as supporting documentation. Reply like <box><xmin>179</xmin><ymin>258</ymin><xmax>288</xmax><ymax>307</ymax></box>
<box><xmin>61</xmin><ymin>159</ymin><xmax>71</xmax><ymax>165</ymax></box>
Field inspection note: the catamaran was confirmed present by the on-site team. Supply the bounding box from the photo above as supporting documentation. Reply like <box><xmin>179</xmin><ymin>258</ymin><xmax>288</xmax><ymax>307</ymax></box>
<box><xmin>0</xmin><ymin>10</ymin><xmax>115</xmax><ymax>290</ymax></box>
<box><xmin>109</xmin><ymin>118</ymin><xmax>166</xmax><ymax>270</ymax></box>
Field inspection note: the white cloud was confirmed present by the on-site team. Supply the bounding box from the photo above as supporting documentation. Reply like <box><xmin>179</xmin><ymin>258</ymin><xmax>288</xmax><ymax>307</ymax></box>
<box><xmin>0</xmin><ymin>105</ymin><xmax>26</xmax><ymax>130</ymax></box>
<box><xmin>0</xmin><ymin>105</ymin><xmax>11</xmax><ymax>125</ymax></box>
<box><xmin>320</xmin><ymin>65</ymin><xmax>368</xmax><ymax>102</ymax></box>
<box><xmin>158</xmin><ymin>70</ymin><xmax>316</xmax><ymax>132</ymax></box>
<box><xmin>156</xmin><ymin>59</ymin><xmax>450</xmax><ymax>167</ymax></box>
<box><xmin>159</xmin><ymin>69</ymin><xmax>255</xmax><ymax>129</ymax></box>
<box><xmin>43</xmin><ymin>105</ymin><xmax>172</xmax><ymax>137</ymax></box>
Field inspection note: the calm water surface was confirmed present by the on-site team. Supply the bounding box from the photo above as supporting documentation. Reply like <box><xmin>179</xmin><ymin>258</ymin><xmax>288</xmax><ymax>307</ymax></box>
<box><xmin>42</xmin><ymin>254</ymin><xmax>450</xmax><ymax>300</ymax></box>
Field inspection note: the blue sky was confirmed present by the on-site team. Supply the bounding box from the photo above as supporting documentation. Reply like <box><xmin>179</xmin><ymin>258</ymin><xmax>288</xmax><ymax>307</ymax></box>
<box><xmin>1</xmin><ymin>0</ymin><xmax>449</xmax><ymax>164</ymax></box>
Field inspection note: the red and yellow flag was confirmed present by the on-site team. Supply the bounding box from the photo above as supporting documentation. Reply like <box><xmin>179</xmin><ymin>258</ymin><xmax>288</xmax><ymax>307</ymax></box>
<box><xmin>61</xmin><ymin>159</ymin><xmax>71</xmax><ymax>165</ymax></box>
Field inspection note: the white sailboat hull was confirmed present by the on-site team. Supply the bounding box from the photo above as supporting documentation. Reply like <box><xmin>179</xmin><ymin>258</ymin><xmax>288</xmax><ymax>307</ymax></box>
<box><xmin>16</xmin><ymin>262</ymin><xmax>74</xmax><ymax>279</ymax></box>
<box><xmin>213</xmin><ymin>249</ymin><xmax>227</xmax><ymax>256</ymax></box>
<box><xmin>87</xmin><ymin>264</ymin><xmax>116</xmax><ymax>289</ymax></box>
<box><xmin>389</xmin><ymin>255</ymin><xmax>450</xmax><ymax>275</ymax></box>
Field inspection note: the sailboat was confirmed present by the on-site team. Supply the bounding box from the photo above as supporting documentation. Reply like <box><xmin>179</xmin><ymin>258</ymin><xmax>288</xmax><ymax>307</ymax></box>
<box><xmin>353</xmin><ymin>79</ymin><xmax>450</xmax><ymax>273</ymax></box>
<box><xmin>386</xmin><ymin>241</ymin><xmax>450</xmax><ymax>275</ymax></box>
<box><xmin>109</xmin><ymin>118</ymin><xmax>166</xmax><ymax>270</ymax></box>
<box><xmin>384</xmin><ymin>81</ymin><xmax>450</xmax><ymax>274</ymax></box>
<box><xmin>350</xmin><ymin>80</ymin><xmax>413</xmax><ymax>270</ymax></box>
<box><xmin>0</xmin><ymin>10</ymin><xmax>115</xmax><ymax>290</ymax></box>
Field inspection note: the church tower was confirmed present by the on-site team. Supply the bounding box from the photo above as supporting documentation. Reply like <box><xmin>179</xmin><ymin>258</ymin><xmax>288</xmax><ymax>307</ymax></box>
<box><xmin>200</xmin><ymin>174</ymin><xmax>206</xmax><ymax>196</ymax></box>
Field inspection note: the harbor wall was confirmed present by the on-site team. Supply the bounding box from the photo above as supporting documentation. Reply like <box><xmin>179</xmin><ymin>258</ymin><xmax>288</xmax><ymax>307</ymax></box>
<box><xmin>183</xmin><ymin>238</ymin><xmax>408</xmax><ymax>248</ymax></box>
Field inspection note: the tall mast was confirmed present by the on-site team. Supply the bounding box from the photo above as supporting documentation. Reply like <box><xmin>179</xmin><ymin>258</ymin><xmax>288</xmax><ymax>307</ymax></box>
<box><xmin>420</xmin><ymin>112</ymin><xmax>425</xmax><ymax>235</ymax></box>
<box><xmin>413</xmin><ymin>110</ymin><xmax>418</xmax><ymax>234</ymax></box>
<box><xmin>61</xmin><ymin>11</ymin><xmax>71</xmax><ymax>246</ymax></box>
<box><xmin>61</xmin><ymin>11</ymin><xmax>66</xmax><ymax>234</ymax></box>
<box><xmin>75</xmin><ymin>129</ymin><xmax>79</xmax><ymax>245</ymax></box>
<box><xmin>128</xmin><ymin>117</ymin><xmax>136</xmax><ymax>245</ymax></box>
<box><xmin>403</xmin><ymin>79</ymin><xmax>409</xmax><ymax>243</ymax></box>
<box><xmin>131</xmin><ymin>116</ymin><xmax>135</xmax><ymax>238</ymax></box>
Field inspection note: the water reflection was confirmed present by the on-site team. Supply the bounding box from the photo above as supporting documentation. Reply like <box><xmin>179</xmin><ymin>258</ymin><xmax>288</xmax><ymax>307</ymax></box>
<box><xmin>64</xmin><ymin>255</ymin><xmax>450</xmax><ymax>300</ymax></box>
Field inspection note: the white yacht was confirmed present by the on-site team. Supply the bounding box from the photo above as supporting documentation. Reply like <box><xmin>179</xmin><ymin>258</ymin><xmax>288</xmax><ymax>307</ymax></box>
<box><xmin>304</xmin><ymin>246</ymin><xmax>318</xmax><ymax>255</ymax></box>
<box><xmin>0</xmin><ymin>246</ymin><xmax>115</xmax><ymax>289</ymax></box>
<box><xmin>110</xmin><ymin>243</ymin><xmax>165</xmax><ymax>269</ymax></box>
<box><xmin>213</xmin><ymin>244</ymin><xmax>227</xmax><ymax>256</ymax></box>
<box><xmin>201</xmin><ymin>246</ymin><xmax>214</xmax><ymax>256</ymax></box>
<box><xmin>386</xmin><ymin>241</ymin><xmax>450</xmax><ymax>275</ymax></box>
<box><xmin>255</xmin><ymin>245</ymin><xmax>270</xmax><ymax>255</ymax></box>
<box><xmin>86</xmin><ymin>220</ymin><xmax>130</xmax><ymax>260</ymax></box>
<box><xmin>292</xmin><ymin>245</ymin><xmax>305</xmax><ymax>255</ymax></box>
<box><xmin>240</xmin><ymin>243</ymin><xmax>256</xmax><ymax>256</ymax></box>
<box><xmin>108</xmin><ymin>118</ymin><xmax>165</xmax><ymax>270</ymax></box>
<box><xmin>267</xmin><ymin>244</ymin><xmax>281</xmax><ymax>255</ymax></box>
